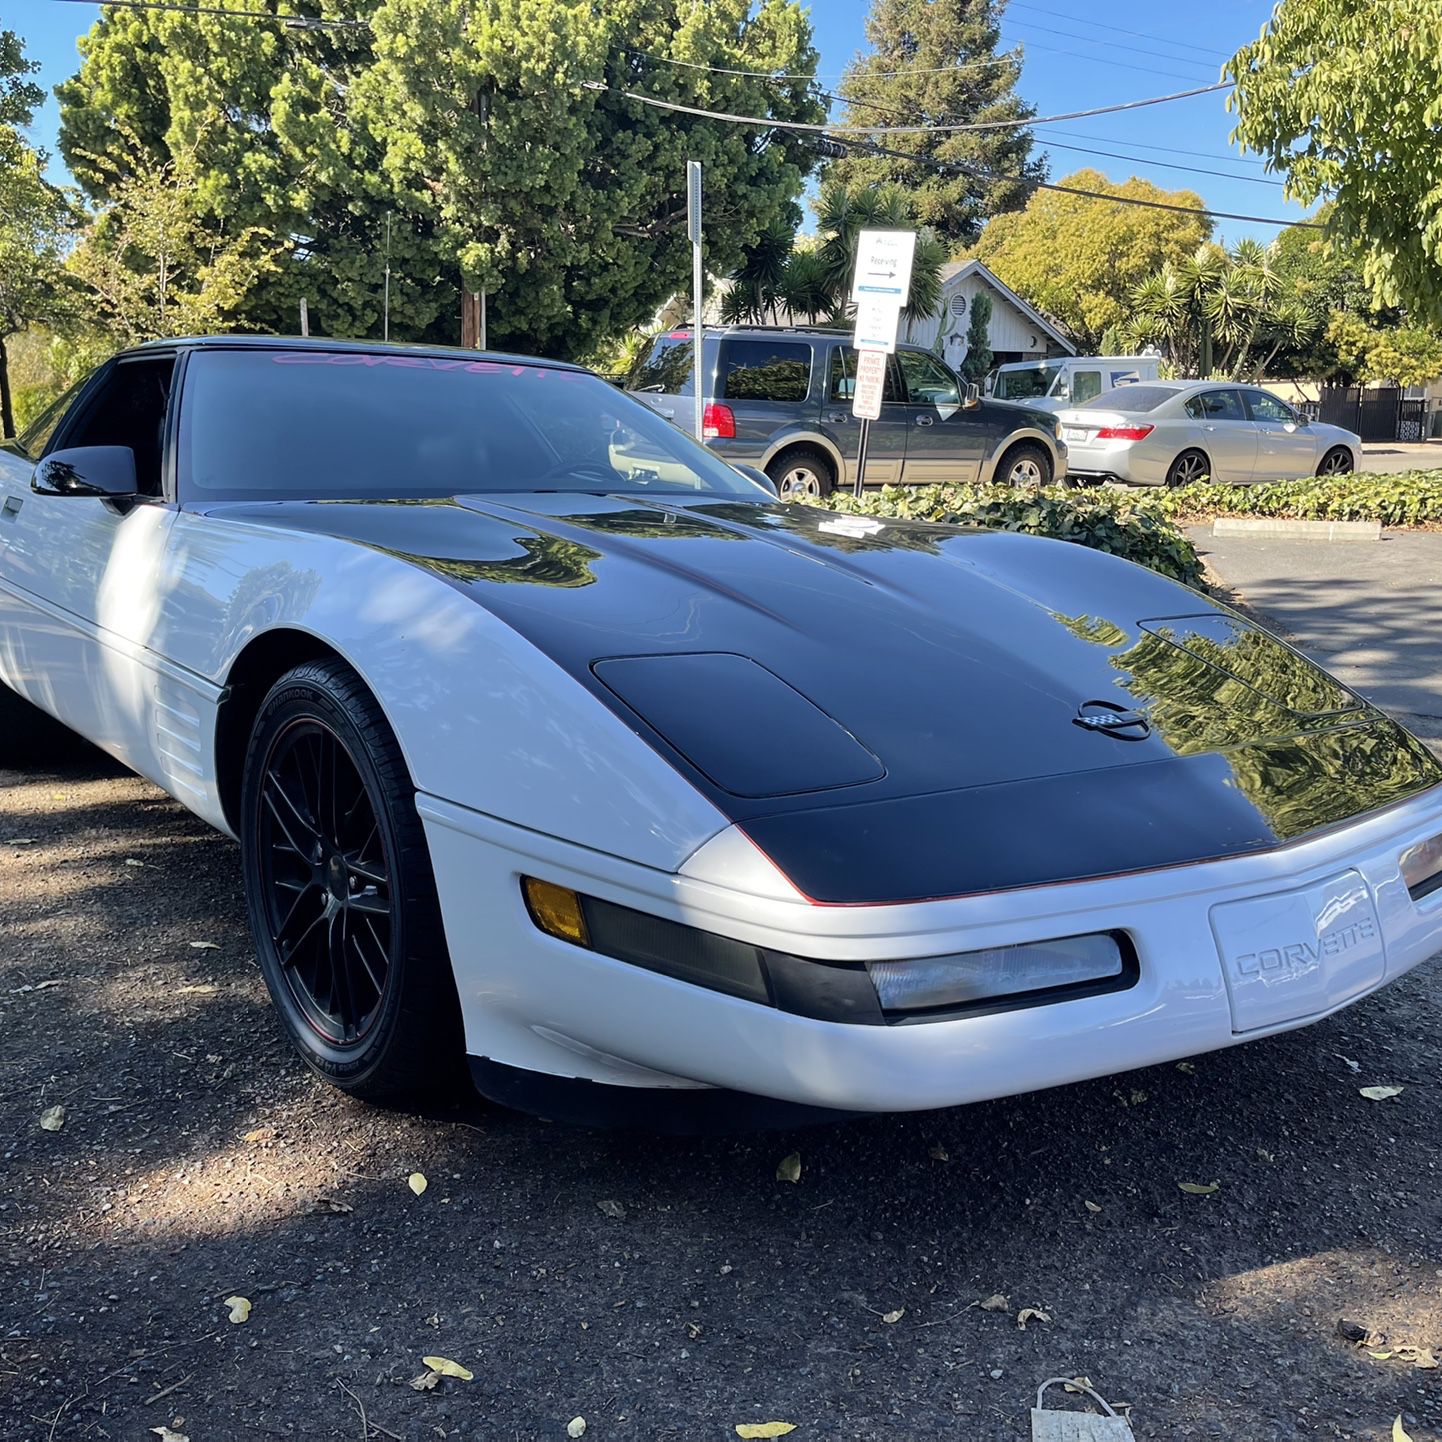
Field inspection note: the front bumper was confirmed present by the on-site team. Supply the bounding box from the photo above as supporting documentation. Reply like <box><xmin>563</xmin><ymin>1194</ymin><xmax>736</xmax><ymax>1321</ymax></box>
<box><xmin>416</xmin><ymin>786</ymin><xmax>1442</xmax><ymax>1114</ymax></box>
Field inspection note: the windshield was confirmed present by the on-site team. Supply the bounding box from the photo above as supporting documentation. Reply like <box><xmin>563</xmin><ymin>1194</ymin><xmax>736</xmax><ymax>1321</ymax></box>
<box><xmin>180</xmin><ymin>349</ymin><xmax>765</xmax><ymax>501</ymax></box>
<box><xmin>994</xmin><ymin>362</ymin><xmax>1064</xmax><ymax>400</ymax></box>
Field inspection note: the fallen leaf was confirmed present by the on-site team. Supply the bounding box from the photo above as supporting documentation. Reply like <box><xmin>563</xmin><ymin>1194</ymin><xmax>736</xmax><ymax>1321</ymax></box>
<box><xmin>422</xmin><ymin>1355</ymin><xmax>474</xmax><ymax>1381</ymax></box>
<box><xmin>1404</xmin><ymin>1347</ymin><xmax>1439</xmax><ymax>1369</ymax></box>
<box><xmin>1395</xmin><ymin>1418</ymin><xmax>1415</xmax><ymax>1442</ymax></box>
<box><xmin>567</xmin><ymin>1418</ymin><xmax>587</xmax><ymax>1438</ymax></box>
<box><xmin>1360</xmin><ymin>1086</ymin><xmax>1404</xmax><ymax>1101</ymax></box>
<box><xmin>928</xmin><ymin>1144</ymin><xmax>950</xmax><ymax>1162</ymax></box>
<box><xmin>188</xmin><ymin>940</ymin><xmax>221</xmax><ymax>950</ymax></box>
<box><xmin>224</xmin><ymin>1295</ymin><xmax>251</xmax><ymax>1324</ymax></box>
<box><xmin>735</xmin><ymin>1426</ymin><xmax>797</xmax><ymax>1439</ymax></box>
<box><xmin>1337</xmin><ymin>1054</ymin><xmax>1361</xmax><ymax>1072</ymax></box>
<box><xmin>776</xmin><ymin>1152</ymin><xmax>802</xmax><ymax>1183</ymax></box>
<box><xmin>1176</xmin><ymin>1061</ymin><xmax>1196</xmax><ymax>1074</ymax></box>
<box><xmin>124</xmin><ymin>857</ymin><xmax>145</xmax><ymax>867</ymax></box>
<box><xmin>1017</xmin><ymin>1307</ymin><xmax>1052</xmax><ymax>1330</ymax></box>
<box><xmin>176</xmin><ymin>984</ymin><xmax>218</xmax><ymax>996</ymax></box>
<box><xmin>244</xmin><ymin>1126</ymin><xmax>275</xmax><ymax>1143</ymax></box>
<box><xmin>978</xmin><ymin>1293</ymin><xmax>1010</xmax><ymax>1312</ymax></box>
<box><xmin>1084</xmin><ymin>1200</ymin><xmax>1102</xmax><ymax>1214</ymax></box>
<box><xmin>151</xmin><ymin>1428</ymin><xmax>190</xmax><ymax>1442</ymax></box>
<box><xmin>408</xmin><ymin>1172</ymin><xmax>428</xmax><ymax>1196</ymax></box>
<box><xmin>1063</xmin><ymin>1377</ymin><xmax>1094</xmax><ymax>1394</ymax></box>
<box><xmin>1178</xmin><ymin>1181</ymin><xmax>1220</xmax><ymax>1195</ymax></box>
<box><xmin>38</xmin><ymin>1105</ymin><xmax>65</xmax><ymax>1132</ymax></box>
<box><xmin>1369</xmin><ymin>1350</ymin><xmax>1396</xmax><ymax>1360</ymax></box>
<box><xmin>596</xmin><ymin>1198</ymin><xmax>626</xmax><ymax>1220</ymax></box>
<box><xmin>309</xmin><ymin>1197</ymin><xmax>353</xmax><ymax>1215</ymax></box>
<box><xmin>410</xmin><ymin>1370</ymin><xmax>439</xmax><ymax>1391</ymax></box>
<box><xmin>881</xmin><ymin>1308</ymin><xmax>905</xmax><ymax>1324</ymax></box>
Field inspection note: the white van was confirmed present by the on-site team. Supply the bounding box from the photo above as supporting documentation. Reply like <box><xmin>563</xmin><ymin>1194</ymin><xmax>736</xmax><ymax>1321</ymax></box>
<box><xmin>985</xmin><ymin>355</ymin><xmax>1162</xmax><ymax>411</ymax></box>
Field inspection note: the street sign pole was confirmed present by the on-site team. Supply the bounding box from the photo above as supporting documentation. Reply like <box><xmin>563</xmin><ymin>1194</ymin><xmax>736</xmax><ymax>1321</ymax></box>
<box><xmin>687</xmin><ymin>160</ymin><xmax>704</xmax><ymax>443</ymax></box>
<box><xmin>853</xmin><ymin>416</ymin><xmax>871</xmax><ymax>499</ymax></box>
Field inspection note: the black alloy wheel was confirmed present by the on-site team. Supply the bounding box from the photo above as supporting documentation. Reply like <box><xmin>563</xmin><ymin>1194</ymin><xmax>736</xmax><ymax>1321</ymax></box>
<box><xmin>240</xmin><ymin>659</ymin><xmax>463</xmax><ymax>1100</ymax></box>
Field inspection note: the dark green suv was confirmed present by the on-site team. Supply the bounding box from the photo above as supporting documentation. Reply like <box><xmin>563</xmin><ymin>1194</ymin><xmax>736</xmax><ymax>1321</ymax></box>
<box><xmin>627</xmin><ymin>325</ymin><xmax>1068</xmax><ymax>499</ymax></box>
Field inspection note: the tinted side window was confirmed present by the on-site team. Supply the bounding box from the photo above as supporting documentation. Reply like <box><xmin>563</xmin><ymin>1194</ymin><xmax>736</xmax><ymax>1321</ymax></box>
<box><xmin>1187</xmin><ymin>389</ymin><xmax>1246</xmax><ymax>421</ymax></box>
<box><xmin>60</xmin><ymin>356</ymin><xmax>175</xmax><ymax>496</ymax></box>
<box><xmin>1244</xmin><ymin>391</ymin><xmax>1296</xmax><ymax>423</ymax></box>
<box><xmin>630</xmin><ymin>334</ymin><xmax>695</xmax><ymax>395</ymax></box>
<box><xmin>1070</xmin><ymin>370</ymin><xmax>1103</xmax><ymax>404</ymax></box>
<box><xmin>830</xmin><ymin>346</ymin><xmax>901</xmax><ymax>403</ymax></box>
<box><xmin>897</xmin><ymin>351</ymin><xmax>961</xmax><ymax>406</ymax></box>
<box><xmin>719</xmin><ymin>340</ymin><xmax>811</xmax><ymax>403</ymax></box>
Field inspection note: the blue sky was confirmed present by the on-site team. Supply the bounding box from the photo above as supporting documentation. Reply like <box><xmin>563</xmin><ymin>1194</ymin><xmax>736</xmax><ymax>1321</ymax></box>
<box><xmin>10</xmin><ymin>0</ymin><xmax>1302</xmax><ymax>246</ymax></box>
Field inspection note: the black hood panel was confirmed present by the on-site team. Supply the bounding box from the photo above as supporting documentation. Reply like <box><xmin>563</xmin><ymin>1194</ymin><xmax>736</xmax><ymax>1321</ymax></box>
<box><xmin>216</xmin><ymin>493</ymin><xmax>1442</xmax><ymax>902</ymax></box>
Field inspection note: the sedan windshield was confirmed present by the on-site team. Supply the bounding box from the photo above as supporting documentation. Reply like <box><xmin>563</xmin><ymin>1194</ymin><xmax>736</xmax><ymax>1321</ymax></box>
<box><xmin>179</xmin><ymin>349</ymin><xmax>766</xmax><ymax>501</ymax></box>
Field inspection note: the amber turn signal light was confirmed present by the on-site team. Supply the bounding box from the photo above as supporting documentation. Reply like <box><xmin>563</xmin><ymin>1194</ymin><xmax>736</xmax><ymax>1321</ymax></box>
<box><xmin>521</xmin><ymin>877</ymin><xmax>589</xmax><ymax>946</ymax></box>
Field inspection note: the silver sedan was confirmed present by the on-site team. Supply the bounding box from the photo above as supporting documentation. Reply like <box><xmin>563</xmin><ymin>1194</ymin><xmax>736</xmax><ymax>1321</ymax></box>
<box><xmin>1057</xmin><ymin>380</ymin><xmax>1361</xmax><ymax>486</ymax></box>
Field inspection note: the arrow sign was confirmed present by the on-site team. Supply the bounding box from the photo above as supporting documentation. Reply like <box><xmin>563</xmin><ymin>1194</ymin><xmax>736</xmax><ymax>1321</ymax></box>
<box><xmin>850</xmin><ymin>229</ymin><xmax>917</xmax><ymax>305</ymax></box>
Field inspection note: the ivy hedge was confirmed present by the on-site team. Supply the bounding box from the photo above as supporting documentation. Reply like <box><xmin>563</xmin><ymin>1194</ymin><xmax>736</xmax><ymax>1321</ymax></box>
<box><xmin>821</xmin><ymin>484</ymin><xmax>1206</xmax><ymax>588</ymax></box>
<box><xmin>1157</xmin><ymin>469</ymin><xmax>1442</xmax><ymax>528</ymax></box>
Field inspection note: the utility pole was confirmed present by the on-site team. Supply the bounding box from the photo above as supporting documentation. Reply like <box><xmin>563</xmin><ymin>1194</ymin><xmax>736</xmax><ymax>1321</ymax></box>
<box><xmin>299</xmin><ymin>296</ymin><xmax>309</xmax><ymax>337</ymax></box>
<box><xmin>383</xmin><ymin>214</ymin><xmax>392</xmax><ymax>342</ymax></box>
<box><xmin>687</xmin><ymin>160</ymin><xmax>703</xmax><ymax>443</ymax></box>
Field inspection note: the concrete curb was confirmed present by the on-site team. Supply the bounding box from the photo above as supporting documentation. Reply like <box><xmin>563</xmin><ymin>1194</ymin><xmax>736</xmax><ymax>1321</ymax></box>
<box><xmin>1211</xmin><ymin>517</ymin><xmax>1382</xmax><ymax>542</ymax></box>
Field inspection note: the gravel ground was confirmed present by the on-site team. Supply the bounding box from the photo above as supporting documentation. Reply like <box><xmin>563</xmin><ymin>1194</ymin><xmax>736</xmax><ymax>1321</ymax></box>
<box><xmin>3</xmin><ymin>725</ymin><xmax>1441</xmax><ymax>1442</ymax></box>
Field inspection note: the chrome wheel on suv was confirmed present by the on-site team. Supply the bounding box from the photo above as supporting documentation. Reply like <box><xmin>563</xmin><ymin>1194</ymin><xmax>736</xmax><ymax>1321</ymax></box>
<box><xmin>766</xmin><ymin>446</ymin><xmax>835</xmax><ymax>501</ymax></box>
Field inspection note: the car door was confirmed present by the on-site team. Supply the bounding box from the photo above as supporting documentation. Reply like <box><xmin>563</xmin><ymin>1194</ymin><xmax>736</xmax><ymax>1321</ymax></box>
<box><xmin>827</xmin><ymin>344</ymin><xmax>907</xmax><ymax>485</ymax></box>
<box><xmin>1182</xmin><ymin>388</ymin><xmax>1259</xmax><ymax>482</ymax></box>
<box><xmin>1243</xmin><ymin>389</ymin><xmax>1317</xmax><ymax>479</ymax></box>
<box><xmin>0</xmin><ymin>352</ymin><xmax>181</xmax><ymax>777</ymax></box>
<box><xmin>894</xmin><ymin>349</ymin><xmax>985</xmax><ymax>483</ymax></box>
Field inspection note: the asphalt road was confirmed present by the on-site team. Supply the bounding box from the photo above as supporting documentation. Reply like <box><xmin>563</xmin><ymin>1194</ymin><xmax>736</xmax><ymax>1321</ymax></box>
<box><xmin>1360</xmin><ymin>444</ymin><xmax>1442</xmax><ymax>476</ymax></box>
<box><xmin>3</xmin><ymin>718</ymin><xmax>1441</xmax><ymax>1440</ymax></box>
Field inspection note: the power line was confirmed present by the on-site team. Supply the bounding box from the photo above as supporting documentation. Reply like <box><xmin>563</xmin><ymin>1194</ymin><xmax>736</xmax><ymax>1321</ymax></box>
<box><xmin>1004</xmin><ymin>0</ymin><xmax>1231</xmax><ymax>62</ymax></box>
<box><xmin>1047</xmin><ymin>127</ymin><xmax>1268</xmax><ymax>167</ymax></box>
<box><xmin>834</xmin><ymin>131</ymin><xmax>1319</xmax><ymax>229</ymax></box>
<box><xmin>1004</xmin><ymin>17</ymin><xmax>1222</xmax><ymax>74</ymax></box>
<box><xmin>586</xmin><ymin>81</ymin><xmax>1318</xmax><ymax>229</ymax></box>
<box><xmin>54</xmin><ymin>0</ymin><xmax>365</xmax><ymax>28</ymax></box>
<box><xmin>1012</xmin><ymin>37</ymin><xmax>1222</xmax><ymax>85</ymax></box>
<box><xmin>627</xmin><ymin>47</ymin><xmax>1020</xmax><ymax>82</ymax></box>
<box><xmin>1036</xmin><ymin>136</ymin><xmax>1284</xmax><ymax>186</ymax></box>
<box><xmin>586</xmin><ymin>78</ymin><xmax>1233</xmax><ymax>135</ymax></box>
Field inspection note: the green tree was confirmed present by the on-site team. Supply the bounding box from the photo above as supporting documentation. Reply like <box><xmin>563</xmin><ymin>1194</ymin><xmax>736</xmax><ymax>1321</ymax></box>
<box><xmin>0</xmin><ymin>30</ymin><xmax>76</xmax><ymax>439</ymax></box>
<box><xmin>826</xmin><ymin>0</ymin><xmax>1041</xmax><ymax>248</ymax></box>
<box><xmin>353</xmin><ymin>0</ymin><xmax>823</xmax><ymax>358</ymax></box>
<box><xmin>1227</xmin><ymin>0</ymin><xmax>1442</xmax><ymax>325</ymax></box>
<box><xmin>67</xmin><ymin>132</ymin><xmax>284</xmax><ymax>345</ymax></box>
<box><xmin>967</xmin><ymin>170</ymin><xmax>1211</xmax><ymax>349</ymax></box>
<box><xmin>1326</xmin><ymin>313</ymin><xmax>1442</xmax><ymax>387</ymax></box>
<box><xmin>959</xmin><ymin>289</ymin><xmax>991</xmax><ymax>383</ymax></box>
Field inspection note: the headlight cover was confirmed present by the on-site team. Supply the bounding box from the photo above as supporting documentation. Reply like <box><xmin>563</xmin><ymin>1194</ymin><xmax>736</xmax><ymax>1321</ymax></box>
<box><xmin>868</xmin><ymin>933</ymin><xmax>1127</xmax><ymax>1016</ymax></box>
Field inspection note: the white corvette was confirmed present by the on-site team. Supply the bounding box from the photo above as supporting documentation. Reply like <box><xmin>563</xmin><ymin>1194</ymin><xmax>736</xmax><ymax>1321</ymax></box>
<box><xmin>2</xmin><ymin>337</ymin><xmax>1439</xmax><ymax>1126</ymax></box>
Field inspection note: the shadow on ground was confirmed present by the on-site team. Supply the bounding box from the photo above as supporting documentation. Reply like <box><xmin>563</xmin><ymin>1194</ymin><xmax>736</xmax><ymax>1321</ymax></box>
<box><xmin>2</xmin><ymin>745</ymin><xmax>1440</xmax><ymax>1442</ymax></box>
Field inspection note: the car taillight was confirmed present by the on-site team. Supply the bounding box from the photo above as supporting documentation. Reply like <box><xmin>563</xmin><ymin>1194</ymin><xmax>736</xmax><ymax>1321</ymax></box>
<box><xmin>702</xmin><ymin>402</ymin><xmax>735</xmax><ymax>440</ymax></box>
<box><xmin>1094</xmin><ymin>424</ymin><xmax>1154</xmax><ymax>441</ymax></box>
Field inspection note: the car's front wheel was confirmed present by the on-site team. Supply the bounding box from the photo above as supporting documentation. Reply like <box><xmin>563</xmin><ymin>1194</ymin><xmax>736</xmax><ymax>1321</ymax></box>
<box><xmin>1317</xmin><ymin>445</ymin><xmax>1354</xmax><ymax>477</ymax></box>
<box><xmin>996</xmin><ymin>441</ymin><xmax>1052</xmax><ymax>488</ymax></box>
<box><xmin>239</xmin><ymin>659</ymin><xmax>463</xmax><ymax>1101</ymax></box>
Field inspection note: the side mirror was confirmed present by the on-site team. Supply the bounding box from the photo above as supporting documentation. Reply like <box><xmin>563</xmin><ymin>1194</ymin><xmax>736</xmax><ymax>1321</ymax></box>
<box><xmin>33</xmin><ymin>446</ymin><xmax>139</xmax><ymax>499</ymax></box>
<box><xmin>733</xmin><ymin>462</ymin><xmax>777</xmax><ymax>496</ymax></box>
<box><xmin>963</xmin><ymin>383</ymin><xmax>981</xmax><ymax>411</ymax></box>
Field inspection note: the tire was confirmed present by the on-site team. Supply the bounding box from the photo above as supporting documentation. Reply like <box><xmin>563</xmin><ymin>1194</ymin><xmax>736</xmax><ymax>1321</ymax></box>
<box><xmin>766</xmin><ymin>446</ymin><xmax>835</xmax><ymax>501</ymax></box>
<box><xmin>1317</xmin><ymin>445</ymin><xmax>1354</xmax><ymax>477</ymax></box>
<box><xmin>995</xmin><ymin>441</ymin><xmax>1052</xmax><ymax>488</ymax></box>
<box><xmin>1166</xmin><ymin>449</ymin><xmax>1211</xmax><ymax>487</ymax></box>
<box><xmin>239</xmin><ymin>658</ymin><xmax>463</xmax><ymax>1101</ymax></box>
